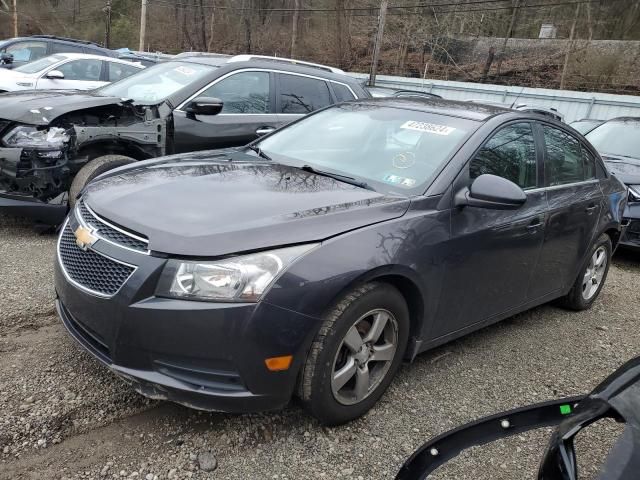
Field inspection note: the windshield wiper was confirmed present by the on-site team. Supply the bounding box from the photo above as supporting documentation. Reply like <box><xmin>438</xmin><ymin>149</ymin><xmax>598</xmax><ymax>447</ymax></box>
<box><xmin>300</xmin><ymin>165</ymin><xmax>373</xmax><ymax>191</ymax></box>
<box><xmin>247</xmin><ymin>145</ymin><xmax>272</xmax><ymax>161</ymax></box>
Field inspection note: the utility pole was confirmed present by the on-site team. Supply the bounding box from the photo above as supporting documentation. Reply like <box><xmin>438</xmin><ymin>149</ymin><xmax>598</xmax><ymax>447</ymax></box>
<box><xmin>12</xmin><ymin>0</ymin><xmax>18</xmax><ymax>37</ymax></box>
<box><xmin>290</xmin><ymin>0</ymin><xmax>301</xmax><ymax>58</ymax></box>
<box><xmin>104</xmin><ymin>0</ymin><xmax>112</xmax><ymax>48</ymax></box>
<box><xmin>139</xmin><ymin>0</ymin><xmax>148</xmax><ymax>52</ymax></box>
<box><xmin>369</xmin><ymin>0</ymin><xmax>388</xmax><ymax>86</ymax></box>
<box><xmin>560</xmin><ymin>3</ymin><xmax>580</xmax><ymax>90</ymax></box>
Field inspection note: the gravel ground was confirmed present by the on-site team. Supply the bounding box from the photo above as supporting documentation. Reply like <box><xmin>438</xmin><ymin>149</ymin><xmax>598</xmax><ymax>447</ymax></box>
<box><xmin>1</xmin><ymin>215</ymin><xmax>639</xmax><ymax>480</ymax></box>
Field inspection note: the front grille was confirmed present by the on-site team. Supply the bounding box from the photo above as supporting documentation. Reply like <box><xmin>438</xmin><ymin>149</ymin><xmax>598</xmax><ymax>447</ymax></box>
<box><xmin>58</xmin><ymin>224</ymin><xmax>135</xmax><ymax>296</ymax></box>
<box><xmin>77</xmin><ymin>201</ymin><xmax>148</xmax><ymax>253</ymax></box>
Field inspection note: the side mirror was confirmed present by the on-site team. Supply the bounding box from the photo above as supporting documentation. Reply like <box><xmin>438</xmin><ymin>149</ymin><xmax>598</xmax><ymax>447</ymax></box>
<box><xmin>0</xmin><ymin>53</ymin><xmax>13</xmax><ymax>65</ymax></box>
<box><xmin>185</xmin><ymin>97</ymin><xmax>223</xmax><ymax>116</ymax></box>
<box><xmin>454</xmin><ymin>174</ymin><xmax>526</xmax><ymax>210</ymax></box>
<box><xmin>45</xmin><ymin>70</ymin><xmax>65</xmax><ymax>80</ymax></box>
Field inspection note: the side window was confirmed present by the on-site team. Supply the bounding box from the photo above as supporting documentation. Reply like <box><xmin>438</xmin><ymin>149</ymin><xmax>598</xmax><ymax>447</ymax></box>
<box><xmin>278</xmin><ymin>74</ymin><xmax>332</xmax><ymax>114</ymax></box>
<box><xmin>581</xmin><ymin>146</ymin><xmax>597</xmax><ymax>180</ymax></box>
<box><xmin>469</xmin><ymin>122</ymin><xmax>537</xmax><ymax>190</ymax></box>
<box><xmin>543</xmin><ymin>126</ymin><xmax>585</xmax><ymax>186</ymax></box>
<box><xmin>332</xmin><ymin>82</ymin><xmax>356</xmax><ymax>102</ymax></box>
<box><xmin>6</xmin><ymin>41</ymin><xmax>47</xmax><ymax>62</ymax></box>
<box><xmin>108</xmin><ymin>62</ymin><xmax>141</xmax><ymax>82</ymax></box>
<box><xmin>50</xmin><ymin>43</ymin><xmax>84</xmax><ymax>54</ymax></box>
<box><xmin>55</xmin><ymin>59</ymin><xmax>103</xmax><ymax>81</ymax></box>
<box><xmin>200</xmin><ymin>71</ymin><xmax>270</xmax><ymax>114</ymax></box>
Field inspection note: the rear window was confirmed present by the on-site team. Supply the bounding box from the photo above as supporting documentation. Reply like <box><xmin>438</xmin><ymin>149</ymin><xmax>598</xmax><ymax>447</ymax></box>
<box><xmin>332</xmin><ymin>82</ymin><xmax>356</xmax><ymax>102</ymax></box>
<box><xmin>543</xmin><ymin>125</ymin><xmax>585</xmax><ymax>186</ymax></box>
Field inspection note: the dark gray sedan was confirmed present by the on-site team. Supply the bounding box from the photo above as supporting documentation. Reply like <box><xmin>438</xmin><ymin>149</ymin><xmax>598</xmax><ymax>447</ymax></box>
<box><xmin>54</xmin><ymin>99</ymin><xmax>627</xmax><ymax>425</ymax></box>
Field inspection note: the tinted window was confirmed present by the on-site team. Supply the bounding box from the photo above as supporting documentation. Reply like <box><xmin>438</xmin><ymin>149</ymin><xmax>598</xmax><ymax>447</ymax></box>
<box><xmin>50</xmin><ymin>43</ymin><xmax>84</xmax><ymax>54</ymax></box>
<box><xmin>201</xmin><ymin>71</ymin><xmax>270</xmax><ymax>114</ymax></box>
<box><xmin>543</xmin><ymin>126</ymin><xmax>585</xmax><ymax>186</ymax></box>
<box><xmin>56</xmin><ymin>59</ymin><xmax>102</xmax><ymax>81</ymax></box>
<box><xmin>582</xmin><ymin>146</ymin><xmax>597</xmax><ymax>180</ymax></box>
<box><xmin>332</xmin><ymin>82</ymin><xmax>356</xmax><ymax>102</ymax></box>
<box><xmin>6</xmin><ymin>41</ymin><xmax>47</xmax><ymax>62</ymax></box>
<box><xmin>278</xmin><ymin>74</ymin><xmax>331</xmax><ymax>114</ymax></box>
<box><xmin>469</xmin><ymin>122</ymin><xmax>537</xmax><ymax>189</ymax></box>
<box><xmin>107</xmin><ymin>61</ymin><xmax>142</xmax><ymax>82</ymax></box>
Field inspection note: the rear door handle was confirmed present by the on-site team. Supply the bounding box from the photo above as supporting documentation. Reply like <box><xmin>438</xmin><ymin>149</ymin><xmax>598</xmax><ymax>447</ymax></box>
<box><xmin>585</xmin><ymin>204</ymin><xmax>598</xmax><ymax>214</ymax></box>
<box><xmin>256</xmin><ymin>127</ymin><xmax>276</xmax><ymax>136</ymax></box>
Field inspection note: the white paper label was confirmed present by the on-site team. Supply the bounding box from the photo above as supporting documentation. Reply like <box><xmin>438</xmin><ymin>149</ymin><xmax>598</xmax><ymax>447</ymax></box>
<box><xmin>400</xmin><ymin>121</ymin><xmax>455</xmax><ymax>136</ymax></box>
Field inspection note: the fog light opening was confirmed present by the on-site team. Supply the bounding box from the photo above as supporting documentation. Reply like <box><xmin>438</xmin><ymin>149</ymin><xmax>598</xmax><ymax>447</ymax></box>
<box><xmin>265</xmin><ymin>355</ymin><xmax>293</xmax><ymax>372</ymax></box>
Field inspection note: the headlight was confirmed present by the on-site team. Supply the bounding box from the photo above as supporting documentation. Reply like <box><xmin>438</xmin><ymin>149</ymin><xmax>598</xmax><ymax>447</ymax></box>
<box><xmin>2</xmin><ymin>125</ymin><xmax>69</xmax><ymax>149</ymax></box>
<box><xmin>629</xmin><ymin>185</ymin><xmax>640</xmax><ymax>202</ymax></box>
<box><xmin>157</xmin><ymin>244</ymin><xmax>318</xmax><ymax>302</ymax></box>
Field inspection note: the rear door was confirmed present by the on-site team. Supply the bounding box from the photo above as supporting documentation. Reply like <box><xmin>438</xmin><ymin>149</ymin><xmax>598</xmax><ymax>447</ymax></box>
<box><xmin>527</xmin><ymin>123</ymin><xmax>603</xmax><ymax>300</ymax></box>
<box><xmin>275</xmin><ymin>72</ymin><xmax>334</xmax><ymax>127</ymax></box>
<box><xmin>172</xmin><ymin>70</ymin><xmax>277</xmax><ymax>153</ymax></box>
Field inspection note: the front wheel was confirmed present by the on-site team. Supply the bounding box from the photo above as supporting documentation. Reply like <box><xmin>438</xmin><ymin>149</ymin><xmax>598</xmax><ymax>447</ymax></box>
<box><xmin>298</xmin><ymin>282</ymin><xmax>409</xmax><ymax>425</ymax></box>
<box><xmin>558</xmin><ymin>233</ymin><xmax>612</xmax><ymax>311</ymax></box>
<box><xmin>69</xmin><ymin>155</ymin><xmax>136</xmax><ymax>208</ymax></box>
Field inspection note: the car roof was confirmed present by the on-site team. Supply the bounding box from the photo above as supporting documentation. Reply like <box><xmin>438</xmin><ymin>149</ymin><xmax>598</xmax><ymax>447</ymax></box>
<box><xmin>53</xmin><ymin>52</ymin><xmax>140</xmax><ymax>63</ymax></box>
<box><xmin>356</xmin><ymin>97</ymin><xmax>512</xmax><ymax>121</ymax></box>
<box><xmin>175</xmin><ymin>56</ymin><xmax>359</xmax><ymax>83</ymax></box>
<box><xmin>604</xmin><ymin>117</ymin><xmax>640</xmax><ymax>123</ymax></box>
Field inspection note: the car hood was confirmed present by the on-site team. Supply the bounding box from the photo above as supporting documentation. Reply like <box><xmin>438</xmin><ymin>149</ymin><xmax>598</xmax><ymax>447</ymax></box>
<box><xmin>83</xmin><ymin>153</ymin><xmax>411</xmax><ymax>256</ymax></box>
<box><xmin>0</xmin><ymin>90</ymin><xmax>127</xmax><ymax>125</ymax></box>
<box><xmin>602</xmin><ymin>154</ymin><xmax>640</xmax><ymax>185</ymax></box>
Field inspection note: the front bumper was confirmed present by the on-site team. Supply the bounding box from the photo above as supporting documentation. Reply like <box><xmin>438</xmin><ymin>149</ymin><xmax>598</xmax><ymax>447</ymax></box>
<box><xmin>0</xmin><ymin>190</ymin><xmax>67</xmax><ymax>224</ymax></box>
<box><xmin>54</xmin><ymin>215</ymin><xmax>321</xmax><ymax>413</ymax></box>
<box><xmin>619</xmin><ymin>202</ymin><xmax>640</xmax><ymax>249</ymax></box>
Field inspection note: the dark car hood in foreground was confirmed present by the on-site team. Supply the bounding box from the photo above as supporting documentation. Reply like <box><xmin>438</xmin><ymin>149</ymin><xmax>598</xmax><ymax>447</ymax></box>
<box><xmin>602</xmin><ymin>154</ymin><xmax>640</xmax><ymax>185</ymax></box>
<box><xmin>0</xmin><ymin>90</ymin><xmax>127</xmax><ymax>125</ymax></box>
<box><xmin>83</xmin><ymin>156</ymin><xmax>410</xmax><ymax>256</ymax></box>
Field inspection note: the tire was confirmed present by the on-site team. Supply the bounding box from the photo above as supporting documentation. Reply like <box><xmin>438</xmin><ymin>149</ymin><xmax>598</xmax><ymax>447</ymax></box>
<box><xmin>69</xmin><ymin>155</ymin><xmax>136</xmax><ymax>208</ymax></box>
<box><xmin>558</xmin><ymin>233</ymin><xmax>612</xmax><ymax>311</ymax></box>
<box><xmin>298</xmin><ymin>282</ymin><xmax>410</xmax><ymax>426</ymax></box>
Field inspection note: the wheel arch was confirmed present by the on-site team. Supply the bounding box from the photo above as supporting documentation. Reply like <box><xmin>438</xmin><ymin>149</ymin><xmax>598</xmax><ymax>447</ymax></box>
<box><xmin>76</xmin><ymin>139</ymin><xmax>154</xmax><ymax>162</ymax></box>
<box><xmin>324</xmin><ymin>265</ymin><xmax>427</xmax><ymax>362</ymax></box>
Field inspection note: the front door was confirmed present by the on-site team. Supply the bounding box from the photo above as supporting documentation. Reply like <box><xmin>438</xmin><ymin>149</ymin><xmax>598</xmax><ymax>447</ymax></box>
<box><xmin>37</xmin><ymin>58</ymin><xmax>106</xmax><ymax>91</ymax></box>
<box><xmin>172</xmin><ymin>70</ymin><xmax>279</xmax><ymax>153</ymax></box>
<box><xmin>431</xmin><ymin>122</ymin><xmax>547</xmax><ymax>339</ymax></box>
<box><xmin>527</xmin><ymin>124</ymin><xmax>603</xmax><ymax>299</ymax></box>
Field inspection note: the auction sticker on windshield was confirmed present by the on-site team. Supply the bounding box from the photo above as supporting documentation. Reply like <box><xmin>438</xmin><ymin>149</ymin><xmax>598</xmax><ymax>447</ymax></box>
<box><xmin>401</xmin><ymin>121</ymin><xmax>455</xmax><ymax>136</ymax></box>
<box><xmin>175</xmin><ymin>66</ymin><xmax>196</xmax><ymax>76</ymax></box>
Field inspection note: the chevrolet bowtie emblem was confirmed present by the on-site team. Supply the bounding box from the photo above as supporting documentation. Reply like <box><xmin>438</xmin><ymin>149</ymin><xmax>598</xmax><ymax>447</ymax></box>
<box><xmin>74</xmin><ymin>226</ymin><xmax>98</xmax><ymax>251</ymax></box>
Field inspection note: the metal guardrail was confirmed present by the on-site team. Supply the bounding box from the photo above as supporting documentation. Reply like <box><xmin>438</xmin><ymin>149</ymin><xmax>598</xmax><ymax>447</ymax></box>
<box><xmin>349</xmin><ymin>72</ymin><xmax>640</xmax><ymax>123</ymax></box>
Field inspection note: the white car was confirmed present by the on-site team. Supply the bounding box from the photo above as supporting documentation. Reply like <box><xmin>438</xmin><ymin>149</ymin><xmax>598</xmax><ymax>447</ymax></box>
<box><xmin>0</xmin><ymin>53</ymin><xmax>144</xmax><ymax>93</ymax></box>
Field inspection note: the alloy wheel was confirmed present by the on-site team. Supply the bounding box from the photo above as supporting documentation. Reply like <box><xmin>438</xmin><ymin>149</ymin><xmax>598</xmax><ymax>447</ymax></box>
<box><xmin>331</xmin><ymin>309</ymin><xmax>399</xmax><ymax>406</ymax></box>
<box><xmin>582</xmin><ymin>246</ymin><xmax>608</xmax><ymax>300</ymax></box>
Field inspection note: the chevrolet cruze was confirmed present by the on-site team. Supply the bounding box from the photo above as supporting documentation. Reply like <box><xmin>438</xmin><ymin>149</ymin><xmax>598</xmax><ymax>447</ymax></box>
<box><xmin>55</xmin><ymin>99</ymin><xmax>627</xmax><ymax>425</ymax></box>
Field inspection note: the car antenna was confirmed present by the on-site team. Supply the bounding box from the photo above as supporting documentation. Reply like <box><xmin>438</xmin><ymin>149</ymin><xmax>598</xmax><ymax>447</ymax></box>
<box><xmin>509</xmin><ymin>85</ymin><xmax>527</xmax><ymax>109</ymax></box>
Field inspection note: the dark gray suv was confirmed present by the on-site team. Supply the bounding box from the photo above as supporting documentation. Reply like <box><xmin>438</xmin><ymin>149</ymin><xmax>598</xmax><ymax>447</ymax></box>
<box><xmin>0</xmin><ymin>54</ymin><xmax>368</xmax><ymax>224</ymax></box>
<box><xmin>54</xmin><ymin>99</ymin><xmax>627</xmax><ymax>425</ymax></box>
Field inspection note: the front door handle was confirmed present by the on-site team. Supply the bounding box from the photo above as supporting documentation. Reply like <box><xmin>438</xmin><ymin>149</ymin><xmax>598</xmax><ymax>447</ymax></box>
<box><xmin>527</xmin><ymin>218</ymin><xmax>543</xmax><ymax>232</ymax></box>
<box><xmin>256</xmin><ymin>127</ymin><xmax>275</xmax><ymax>136</ymax></box>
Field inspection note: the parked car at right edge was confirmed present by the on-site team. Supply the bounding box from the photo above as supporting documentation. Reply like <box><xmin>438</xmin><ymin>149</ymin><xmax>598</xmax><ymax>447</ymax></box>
<box><xmin>55</xmin><ymin>98</ymin><xmax>626</xmax><ymax>426</ymax></box>
<box><xmin>585</xmin><ymin>117</ymin><xmax>640</xmax><ymax>249</ymax></box>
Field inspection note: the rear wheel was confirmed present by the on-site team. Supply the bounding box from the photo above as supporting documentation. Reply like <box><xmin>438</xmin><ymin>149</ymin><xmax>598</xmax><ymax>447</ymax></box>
<box><xmin>69</xmin><ymin>155</ymin><xmax>136</xmax><ymax>208</ymax></box>
<box><xmin>298</xmin><ymin>282</ymin><xmax>409</xmax><ymax>425</ymax></box>
<box><xmin>558</xmin><ymin>233</ymin><xmax>612</xmax><ymax>310</ymax></box>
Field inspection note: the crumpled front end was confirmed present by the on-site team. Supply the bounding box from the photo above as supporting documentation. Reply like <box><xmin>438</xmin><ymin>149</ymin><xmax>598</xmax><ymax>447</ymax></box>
<box><xmin>0</xmin><ymin>122</ymin><xmax>72</xmax><ymax>223</ymax></box>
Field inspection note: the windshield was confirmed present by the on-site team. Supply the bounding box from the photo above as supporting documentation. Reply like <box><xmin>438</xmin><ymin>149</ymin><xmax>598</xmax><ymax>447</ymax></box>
<box><xmin>586</xmin><ymin>121</ymin><xmax>640</xmax><ymax>162</ymax></box>
<box><xmin>14</xmin><ymin>55</ymin><xmax>64</xmax><ymax>74</ymax></box>
<box><xmin>258</xmin><ymin>104</ymin><xmax>475</xmax><ymax>195</ymax></box>
<box><xmin>98</xmin><ymin>61</ymin><xmax>216</xmax><ymax>102</ymax></box>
